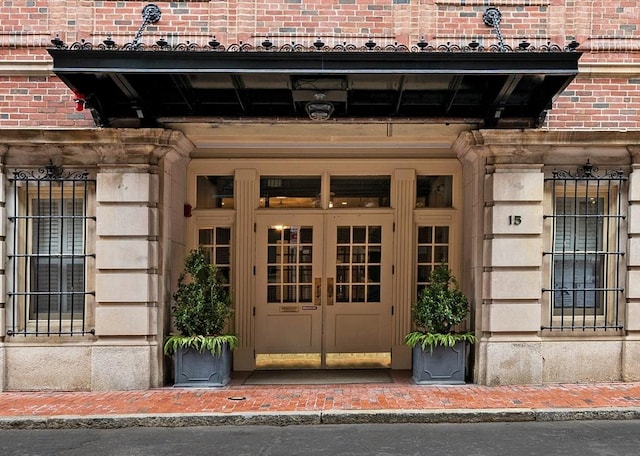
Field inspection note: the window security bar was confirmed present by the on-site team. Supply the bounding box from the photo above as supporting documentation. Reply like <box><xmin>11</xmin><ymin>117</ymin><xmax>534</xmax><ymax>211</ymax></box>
<box><xmin>7</xmin><ymin>165</ymin><xmax>96</xmax><ymax>336</ymax></box>
<box><xmin>542</xmin><ymin>161</ymin><xmax>626</xmax><ymax>331</ymax></box>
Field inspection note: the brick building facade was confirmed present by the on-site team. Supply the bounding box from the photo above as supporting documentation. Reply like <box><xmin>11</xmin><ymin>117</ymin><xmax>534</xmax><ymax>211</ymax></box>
<box><xmin>0</xmin><ymin>1</ymin><xmax>639</xmax><ymax>390</ymax></box>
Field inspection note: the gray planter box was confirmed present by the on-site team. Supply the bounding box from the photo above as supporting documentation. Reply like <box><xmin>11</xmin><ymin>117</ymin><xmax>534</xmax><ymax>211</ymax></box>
<box><xmin>412</xmin><ymin>341</ymin><xmax>467</xmax><ymax>384</ymax></box>
<box><xmin>173</xmin><ymin>345</ymin><xmax>232</xmax><ymax>387</ymax></box>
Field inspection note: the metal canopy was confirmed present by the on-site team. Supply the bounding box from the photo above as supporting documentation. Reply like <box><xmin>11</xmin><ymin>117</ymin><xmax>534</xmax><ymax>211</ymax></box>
<box><xmin>48</xmin><ymin>48</ymin><xmax>581</xmax><ymax>128</ymax></box>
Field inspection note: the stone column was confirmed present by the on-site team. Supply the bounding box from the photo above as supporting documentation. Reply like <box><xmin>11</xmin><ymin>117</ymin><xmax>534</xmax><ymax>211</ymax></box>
<box><xmin>481</xmin><ymin>161</ymin><xmax>545</xmax><ymax>385</ymax></box>
<box><xmin>624</xmin><ymin>149</ymin><xmax>640</xmax><ymax>381</ymax></box>
<box><xmin>91</xmin><ymin>129</ymin><xmax>191</xmax><ymax>390</ymax></box>
<box><xmin>459</xmin><ymin>130</ymin><xmax>547</xmax><ymax>386</ymax></box>
<box><xmin>92</xmin><ymin>166</ymin><xmax>160</xmax><ymax>390</ymax></box>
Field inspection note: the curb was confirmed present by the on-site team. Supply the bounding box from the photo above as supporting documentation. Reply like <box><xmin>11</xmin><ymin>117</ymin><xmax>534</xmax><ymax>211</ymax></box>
<box><xmin>1</xmin><ymin>408</ymin><xmax>640</xmax><ymax>429</ymax></box>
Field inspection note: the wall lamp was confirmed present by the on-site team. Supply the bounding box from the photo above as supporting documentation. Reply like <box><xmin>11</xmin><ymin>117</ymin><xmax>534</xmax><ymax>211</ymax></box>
<box><xmin>305</xmin><ymin>93</ymin><xmax>334</xmax><ymax>121</ymax></box>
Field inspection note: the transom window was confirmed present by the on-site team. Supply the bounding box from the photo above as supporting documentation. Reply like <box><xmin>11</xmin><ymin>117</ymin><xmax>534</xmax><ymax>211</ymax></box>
<box><xmin>416</xmin><ymin>176</ymin><xmax>453</xmax><ymax>208</ymax></box>
<box><xmin>196</xmin><ymin>176</ymin><xmax>234</xmax><ymax>209</ymax></box>
<box><xmin>330</xmin><ymin>176</ymin><xmax>390</xmax><ymax>208</ymax></box>
<box><xmin>543</xmin><ymin>162</ymin><xmax>626</xmax><ymax>331</ymax></box>
<box><xmin>7</xmin><ymin>165</ymin><xmax>95</xmax><ymax>336</ymax></box>
<box><xmin>259</xmin><ymin>176</ymin><xmax>321</xmax><ymax>208</ymax></box>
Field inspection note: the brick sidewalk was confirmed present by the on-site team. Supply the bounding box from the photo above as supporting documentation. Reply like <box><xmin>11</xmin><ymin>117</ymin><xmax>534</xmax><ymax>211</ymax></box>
<box><xmin>1</xmin><ymin>372</ymin><xmax>640</xmax><ymax>420</ymax></box>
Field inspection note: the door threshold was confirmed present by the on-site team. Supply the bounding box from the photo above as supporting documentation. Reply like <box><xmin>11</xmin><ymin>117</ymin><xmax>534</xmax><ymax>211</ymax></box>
<box><xmin>256</xmin><ymin>352</ymin><xmax>391</xmax><ymax>370</ymax></box>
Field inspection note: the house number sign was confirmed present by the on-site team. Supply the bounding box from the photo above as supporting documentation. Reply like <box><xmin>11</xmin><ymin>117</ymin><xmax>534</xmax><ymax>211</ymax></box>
<box><xmin>508</xmin><ymin>215</ymin><xmax>522</xmax><ymax>225</ymax></box>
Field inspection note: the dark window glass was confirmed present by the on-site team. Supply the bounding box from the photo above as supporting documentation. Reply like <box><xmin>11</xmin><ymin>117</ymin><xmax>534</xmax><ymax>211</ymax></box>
<box><xmin>330</xmin><ymin>176</ymin><xmax>390</xmax><ymax>208</ymax></box>
<box><xmin>416</xmin><ymin>176</ymin><xmax>453</xmax><ymax>208</ymax></box>
<box><xmin>259</xmin><ymin>176</ymin><xmax>321</xmax><ymax>208</ymax></box>
<box><xmin>197</xmin><ymin>176</ymin><xmax>234</xmax><ymax>209</ymax></box>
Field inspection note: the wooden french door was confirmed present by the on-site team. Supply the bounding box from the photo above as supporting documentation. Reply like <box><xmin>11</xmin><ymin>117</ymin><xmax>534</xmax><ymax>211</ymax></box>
<box><xmin>255</xmin><ymin>212</ymin><xmax>393</xmax><ymax>368</ymax></box>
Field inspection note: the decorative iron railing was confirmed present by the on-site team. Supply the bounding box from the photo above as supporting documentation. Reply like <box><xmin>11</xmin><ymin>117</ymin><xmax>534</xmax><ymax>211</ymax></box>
<box><xmin>48</xmin><ymin>4</ymin><xmax>579</xmax><ymax>54</ymax></box>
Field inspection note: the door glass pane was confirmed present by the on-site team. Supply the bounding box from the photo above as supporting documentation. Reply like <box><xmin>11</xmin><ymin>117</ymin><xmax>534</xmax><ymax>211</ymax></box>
<box><xmin>368</xmin><ymin>226</ymin><xmax>381</xmax><ymax>243</ymax></box>
<box><xmin>335</xmin><ymin>225</ymin><xmax>382</xmax><ymax>303</ymax></box>
<box><xmin>337</xmin><ymin>227</ymin><xmax>351</xmax><ymax>243</ymax></box>
<box><xmin>353</xmin><ymin>227</ymin><xmax>366</xmax><ymax>243</ymax></box>
<box><xmin>266</xmin><ymin>225</ymin><xmax>313</xmax><ymax>304</ymax></box>
<box><xmin>352</xmin><ymin>265</ymin><xmax>366</xmax><ymax>282</ymax></box>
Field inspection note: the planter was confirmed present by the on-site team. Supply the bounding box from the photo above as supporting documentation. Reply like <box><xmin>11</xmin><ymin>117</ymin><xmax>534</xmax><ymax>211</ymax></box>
<box><xmin>411</xmin><ymin>341</ymin><xmax>467</xmax><ymax>385</ymax></box>
<box><xmin>173</xmin><ymin>344</ymin><xmax>232</xmax><ymax>387</ymax></box>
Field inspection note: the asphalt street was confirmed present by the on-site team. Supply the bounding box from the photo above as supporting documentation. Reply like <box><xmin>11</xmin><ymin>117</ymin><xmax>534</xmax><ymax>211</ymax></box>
<box><xmin>1</xmin><ymin>420</ymin><xmax>640</xmax><ymax>456</ymax></box>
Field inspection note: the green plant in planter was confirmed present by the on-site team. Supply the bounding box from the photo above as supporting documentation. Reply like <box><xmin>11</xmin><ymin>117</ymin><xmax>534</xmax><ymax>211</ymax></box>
<box><xmin>164</xmin><ymin>248</ymin><xmax>238</xmax><ymax>356</ymax></box>
<box><xmin>405</xmin><ymin>263</ymin><xmax>476</xmax><ymax>351</ymax></box>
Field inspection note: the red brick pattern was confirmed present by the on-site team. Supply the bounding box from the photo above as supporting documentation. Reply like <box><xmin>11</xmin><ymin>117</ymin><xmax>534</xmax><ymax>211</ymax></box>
<box><xmin>0</xmin><ymin>373</ymin><xmax>639</xmax><ymax>417</ymax></box>
<box><xmin>0</xmin><ymin>1</ymin><xmax>638</xmax><ymax>129</ymax></box>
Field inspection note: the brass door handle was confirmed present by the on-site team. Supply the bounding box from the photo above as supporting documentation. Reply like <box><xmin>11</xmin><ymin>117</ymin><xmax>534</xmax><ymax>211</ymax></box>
<box><xmin>315</xmin><ymin>278</ymin><xmax>322</xmax><ymax>306</ymax></box>
<box><xmin>327</xmin><ymin>277</ymin><xmax>334</xmax><ymax>306</ymax></box>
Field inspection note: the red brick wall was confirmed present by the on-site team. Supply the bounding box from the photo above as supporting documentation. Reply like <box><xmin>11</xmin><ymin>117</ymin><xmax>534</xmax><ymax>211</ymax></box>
<box><xmin>0</xmin><ymin>0</ymin><xmax>638</xmax><ymax>129</ymax></box>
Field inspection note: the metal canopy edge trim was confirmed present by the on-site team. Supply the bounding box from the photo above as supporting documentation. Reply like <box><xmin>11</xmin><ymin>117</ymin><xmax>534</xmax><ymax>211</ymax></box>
<box><xmin>48</xmin><ymin>49</ymin><xmax>581</xmax><ymax>74</ymax></box>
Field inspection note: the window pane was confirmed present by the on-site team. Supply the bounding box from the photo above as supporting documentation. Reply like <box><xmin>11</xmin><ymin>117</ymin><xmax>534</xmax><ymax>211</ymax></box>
<box><xmin>197</xmin><ymin>176</ymin><xmax>234</xmax><ymax>209</ymax></box>
<box><xmin>416</xmin><ymin>175</ymin><xmax>453</xmax><ymax>208</ymax></box>
<box><xmin>416</xmin><ymin>225</ymin><xmax>450</xmax><ymax>299</ymax></box>
<box><xmin>259</xmin><ymin>176</ymin><xmax>321</xmax><ymax>208</ymax></box>
<box><xmin>216</xmin><ymin>227</ymin><xmax>231</xmax><ymax>244</ymax></box>
<box><xmin>330</xmin><ymin>176</ymin><xmax>391</xmax><ymax>208</ymax></box>
<box><xmin>418</xmin><ymin>226</ymin><xmax>433</xmax><ymax>243</ymax></box>
<box><xmin>435</xmin><ymin>226</ymin><xmax>450</xmax><ymax>243</ymax></box>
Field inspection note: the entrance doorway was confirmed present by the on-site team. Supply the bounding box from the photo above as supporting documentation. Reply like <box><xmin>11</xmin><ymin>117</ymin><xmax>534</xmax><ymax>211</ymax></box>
<box><xmin>255</xmin><ymin>212</ymin><xmax>393</xmax><ymax>369</ymax></box>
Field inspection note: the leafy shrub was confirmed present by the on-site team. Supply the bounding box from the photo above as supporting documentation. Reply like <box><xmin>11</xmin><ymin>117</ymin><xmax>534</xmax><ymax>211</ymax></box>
<box><xmin>405</xmin><ymin>263</ymin><xmax>475</xmax><ymax>350</ymax></box>
<box><xmin>164</xmin><ymin>248</ymin><xmax>237</xmax><ymax>355</ymax></box>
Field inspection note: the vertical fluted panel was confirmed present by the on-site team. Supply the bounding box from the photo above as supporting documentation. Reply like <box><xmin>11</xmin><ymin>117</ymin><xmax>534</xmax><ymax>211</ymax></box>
<box><xmin>392</xmin><ymin>169</ymin><xmax>416</xmax><ymax>346</ymax></box>
<box><xmin>233</xmin><ymin>169</ymin><xmax>257</xmax><ymax>349</ymax></box>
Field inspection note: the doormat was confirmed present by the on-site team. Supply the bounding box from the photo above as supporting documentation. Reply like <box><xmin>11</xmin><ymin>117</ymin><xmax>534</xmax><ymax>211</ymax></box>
<box><xmin>243</xmin><ymin>369</ymin><xmax>392</xmax><ymax>385</ymax></box>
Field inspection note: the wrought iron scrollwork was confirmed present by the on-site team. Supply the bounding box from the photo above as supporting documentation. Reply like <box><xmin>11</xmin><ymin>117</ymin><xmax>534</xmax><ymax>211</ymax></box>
<box><xmin>551</xmin><ymin>160</ymin><xmax>626</xmax><ymax>181</ymax></box>
<box><xmin>129</xmin><ymin>4</ymin><xmax>162</xmax><ymax>49</ymax></box>
<box><xmin>11</xmin><ymin>165</ymin><xmax>90</xmax><ymax>182</ymax></box>
<box><xmin>483</xmin><ymin>7</ymin><xmax>506</xmax><ymax>52</ymax></box>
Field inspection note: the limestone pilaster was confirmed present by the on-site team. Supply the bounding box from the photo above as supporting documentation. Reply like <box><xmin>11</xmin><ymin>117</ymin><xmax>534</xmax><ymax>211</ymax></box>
<box><xmin>390</xmin><ymin>168</ymin><xmax>416</xmax><ymax>369</ymax></box>
<box><xmin>231</xmin><ymin>169</ymin><xmax>258</xmax><ymax>371</ymax></box>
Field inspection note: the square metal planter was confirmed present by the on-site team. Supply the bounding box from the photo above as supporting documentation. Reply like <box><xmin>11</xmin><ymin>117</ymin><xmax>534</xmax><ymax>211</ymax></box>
<box><xmin>173</xmin><ymin>345</ymin><xmax>232</xmax><ymax>387</ymax></box>
<box><xmin>411</xmin><ymin>341</ymin><xmax>467</xmax><ymax>385</ymax></box>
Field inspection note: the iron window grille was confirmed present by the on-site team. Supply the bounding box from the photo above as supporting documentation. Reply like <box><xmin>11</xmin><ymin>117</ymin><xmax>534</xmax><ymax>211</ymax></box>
<box><xmin>542</xmin><ymin>162</ymin><xmax>626</xmax><ymax>331</ymax></box>
<box><xmin>7</xmin><ymin>165</ymin><xmax>96</xmax><ymax>336</ymax></box>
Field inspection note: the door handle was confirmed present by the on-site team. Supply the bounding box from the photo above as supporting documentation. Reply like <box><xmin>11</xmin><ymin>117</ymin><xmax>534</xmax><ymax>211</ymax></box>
<box><xmin>315</xmin><ymin>278</ymin><xmax>322</xmax><ymax>306</ymax></box>
<box><xmin>327</xmin><ymin>277</ymin><xmax>334</xmax><ymax>306</ymax></box>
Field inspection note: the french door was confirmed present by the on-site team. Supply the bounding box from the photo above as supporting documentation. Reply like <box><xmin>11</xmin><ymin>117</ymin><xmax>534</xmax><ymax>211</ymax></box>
<box><xmin>255</xmin><ymin>212</ymin><xmax>393</xmax><ymax>368</ymax></box>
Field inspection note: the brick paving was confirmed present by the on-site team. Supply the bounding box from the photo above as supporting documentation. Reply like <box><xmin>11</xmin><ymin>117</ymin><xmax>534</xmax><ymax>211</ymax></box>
<box><xmin>1</xmin><ymin>371</ymin><xmax>640</xmax><ymax>419</ymax></box>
